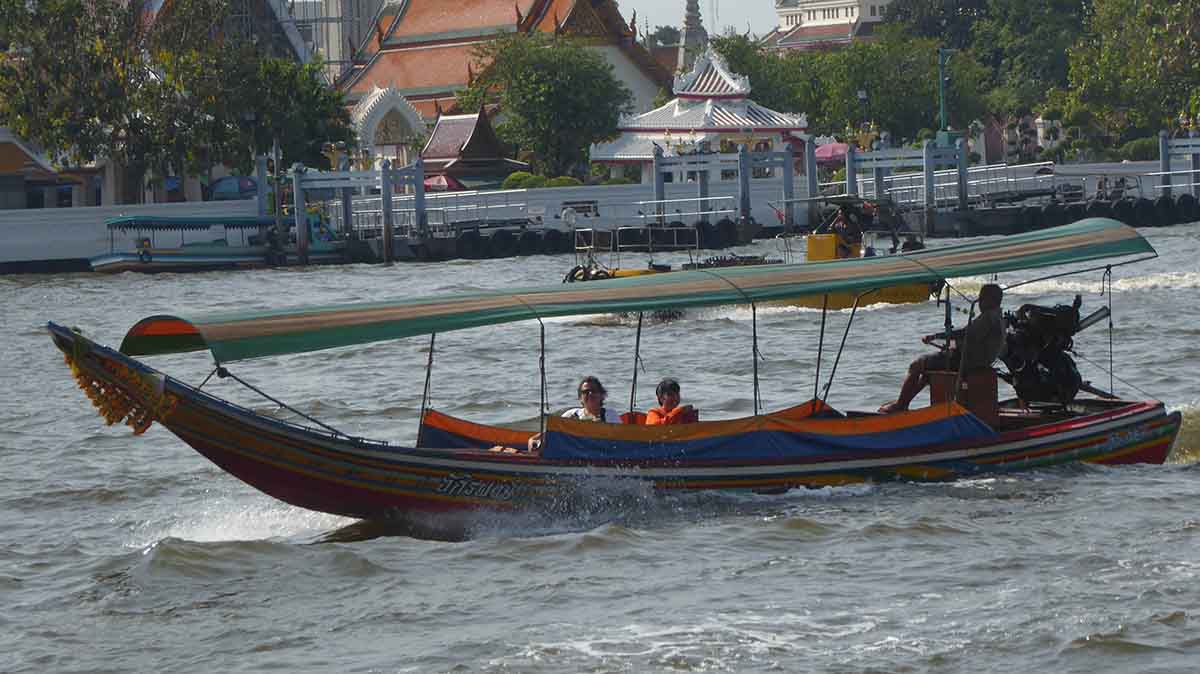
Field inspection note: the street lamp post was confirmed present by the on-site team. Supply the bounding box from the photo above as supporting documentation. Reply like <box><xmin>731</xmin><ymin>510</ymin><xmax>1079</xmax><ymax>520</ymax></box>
<box><xmin>938</xmin><ymin>48</ymin><xmax>956</xmax><ymax>133</ymax></box>
<box><xmin>857</xmin><ymin>89</ymin><xmax>868</xmax><ymax>130</ymax></box>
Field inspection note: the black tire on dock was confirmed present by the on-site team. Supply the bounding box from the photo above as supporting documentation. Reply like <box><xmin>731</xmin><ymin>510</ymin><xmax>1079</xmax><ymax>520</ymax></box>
<box><xmin>1132</xmin><ymin>198</ymin><xmax>1155</xmax><ymax>227</ymax></box>
<box><xmin>541</xmin><ymin>228</ymin><xmax>566</xmax><ymax>254</ymax></box>
<box><xmin>455</xmin><ymin>229</ymin><xmax>482</xmax><ymax>259</ymax></box>
<box><xmin>650</xmin><ymin>226</ymin><xmax>675</xmax><ymax>247</ymax></box>
<box><xmin>517</xmin><ymin>230</ymin><xmax>543</xmax><ymax>256</ymax></box>
<box><xmin>485</xmin><ymin>229</ymin><xmax>518</xmax><ymax>258</ymax></box>
<box><xmin>716</xmin><ymin>218</ymin><xmax>738</xmax><ymax>249</ymax></box>
<box><xmin>1065</xmin><ymin>202</ymin><xmax>1088</xmax><ymax>224</ymax></box>
<box><xmin>1085</xmin><ymin>199</ymin><xmax>1112</xmax><ymax>220</ymax></box>
<box><xmin>1112</xmin><ymin>198</ymin><xmax>1135</xmax><ymax>226</ymax></box>
<box><xmin>1174</xmin><ymin>193</ymin><xmax>1198</xmax><ymax>224</ymax></box>
<box><xmin>1041</xmin><ymin>202</ymin><xmax>1065</xmax><ymax>229</ymax></box>
<box><xmin>1017</xmin><ymin>205</ymin><xmax>1041</xmax><ymax>232</ymax></box>
<box><xmin>1153</xmin><ymin>195</ymin><xmax>1177</xmax><ymax>227</ymax></box>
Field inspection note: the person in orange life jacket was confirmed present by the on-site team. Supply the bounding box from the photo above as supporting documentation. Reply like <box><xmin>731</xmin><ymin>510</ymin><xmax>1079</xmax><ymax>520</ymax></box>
<box><xmin>645</xmin><ymin>378</ymin><xmax>697</xmax><ymax>425</ymax></box>
<box><xmin>527</xmin><ymin>376</ymin><xmax>619</xmax><ymax>451</ymax></box>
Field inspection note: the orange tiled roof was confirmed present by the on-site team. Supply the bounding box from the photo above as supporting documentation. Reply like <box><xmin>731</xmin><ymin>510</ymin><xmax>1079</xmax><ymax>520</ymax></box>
<box><xmin>346</xmin><ymin>43</ymin><xmax>478</xmax><ymax>97</ymax></box>
<box><xmin>388</xmin><ymin>0</ymin><xmax>539</xmax><ymax>39</ymax></box>
<box><xmin>530</xmin><ymin>0</ymin><xmax>578</xmax><ymax>33</ymax></box>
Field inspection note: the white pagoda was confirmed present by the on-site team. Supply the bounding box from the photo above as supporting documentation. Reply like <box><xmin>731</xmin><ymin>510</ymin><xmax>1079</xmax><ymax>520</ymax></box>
<box><xmin>590</xmin><ymin>46</ymin><xmax>808</xmax><ymax>183</ymax></box>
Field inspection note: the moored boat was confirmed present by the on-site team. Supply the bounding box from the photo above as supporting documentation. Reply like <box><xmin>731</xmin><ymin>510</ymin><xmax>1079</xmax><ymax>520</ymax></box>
<box><xmin>51</xmin><ymin>218</ymin><xmax>1181</xmax><ymax>531</ymax></box>
<box><xmin>89</xmin><ymin>214</ymin><xmax>345</xmax><ymax>273</ymax></box>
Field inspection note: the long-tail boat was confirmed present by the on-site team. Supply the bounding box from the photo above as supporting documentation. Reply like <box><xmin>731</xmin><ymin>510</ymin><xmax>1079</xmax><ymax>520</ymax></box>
<box><xmin>50</xmin><ymin>219</ymin><xmax>1181</xmax><ymax>530</ymax></box>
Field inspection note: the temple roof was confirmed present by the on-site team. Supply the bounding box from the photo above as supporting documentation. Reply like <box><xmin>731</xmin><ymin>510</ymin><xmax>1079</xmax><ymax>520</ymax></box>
<box><xmin>621</xmin><ymin>98</ymin><xmax>806</xmax><ymax>131</ymax></box>
<box><xmin>673</xmin><ymin>47</ymin><xmax>750</xmax><ymax>98</ymax></box>
<box><xmin>420</xmin><ymin>108</ymin><xmax>530</xmax><ymax>175</ymax></box>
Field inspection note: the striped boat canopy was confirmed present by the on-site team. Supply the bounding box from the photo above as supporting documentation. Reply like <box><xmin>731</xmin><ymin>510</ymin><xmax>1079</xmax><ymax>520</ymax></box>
<box><xmin>117</xmin><ymin>219</ymin><xmax>1154</xmax><ymax>363</ymax></box>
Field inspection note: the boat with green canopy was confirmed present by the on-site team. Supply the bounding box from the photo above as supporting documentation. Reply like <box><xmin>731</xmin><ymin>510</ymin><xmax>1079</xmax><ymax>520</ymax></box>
<box><xmin>89</xmin><ymin>214</ymin><xmax>344</xmax><ymax>273</ymax></box>
<box><xmin>50</xmin><ymin>218</ymin><xmax>1182</xmax><ymax>531</ymax></box>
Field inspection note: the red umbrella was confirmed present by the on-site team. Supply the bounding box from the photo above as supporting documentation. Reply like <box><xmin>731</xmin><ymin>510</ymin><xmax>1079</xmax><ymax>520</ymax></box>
<box><xmin>423</xmin><ymin>174</ymin><xmax>465</xmax><ymax>192</ymax></box>
<box><xmin>814</xmin><ymin>142</ymin><xmax>850</xmax><ymax>164</ymax></box>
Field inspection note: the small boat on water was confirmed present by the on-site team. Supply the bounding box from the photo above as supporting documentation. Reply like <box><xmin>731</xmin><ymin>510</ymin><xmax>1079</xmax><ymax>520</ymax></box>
<box><xmin>51</xmin><ymin>219</ymin><xmax>1180</xmax><ymax>532</ymax></box>
<box><xmin>89</xmin><ymin>215</ymin><xmax>345</xmax><ymax>273</ymax></box>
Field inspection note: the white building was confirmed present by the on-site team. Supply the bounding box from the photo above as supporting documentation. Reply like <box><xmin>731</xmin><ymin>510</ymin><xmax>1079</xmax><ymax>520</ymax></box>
<box><xmin>763</xmin><ymin>0</ymin><xmax>893</xmax><ymax>51</ymax></box>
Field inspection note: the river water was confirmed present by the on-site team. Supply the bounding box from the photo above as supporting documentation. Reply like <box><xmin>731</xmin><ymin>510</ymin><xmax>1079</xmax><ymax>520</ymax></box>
<box><xmin>3</xmin><ymin>223</ymin><xmax>1200</xmax><ymax>673</ymax></box>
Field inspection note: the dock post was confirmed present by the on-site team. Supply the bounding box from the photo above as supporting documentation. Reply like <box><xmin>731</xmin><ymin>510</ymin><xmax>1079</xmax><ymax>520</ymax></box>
<box><xmin>413</xmin><ymin>158</ymin><xmax>428</xmax><ymax>237</ymax></box>
<box><xmin>292</xmin><ymin>164</ymin><xmax>309</xmax><ymax>265</ymax></box>
<box><xmin>255</xmin><ymin>155</ymin><xmax>268</xmax><ymax>216</ymax></box>
<box><xmin>845</xmin><ymin>145</ymin><xmax>858</xmax><ymax>196</ymax></box>
<box><xmin>1192</xmin><ymin>129</ymin><xmax>1200</xmax><ymax>199</ymax></box>
<box><xmin>339</xmin><ymin>155</ymin><xmax>354</xmax><ymax>239</ymax></box>
<box><xmin>1160</xmin><ymin>131</ymin><xmax>1172</xmax><ymax>198</ymax></box>
<box><xmin>381</xmin><ymin>160</ymin><xmax>394</xmax><ymax>263</ymax></box>
<box><xmin>872</xmin><ymin>136</ymin><xmax>886</xmax><ymax>202</ymax></box>
<box><xmin>697</xmin><ymin>159</ymin><xmax>710</xmax><ymax>223</ymax></box>
<box><xmin>781</xmin><ymin>143</ymin><xmax>795</xmax><ymax>231</ymax></box>
<box><xmin>922</xmin><ymin>141</ymin><xmax>936</xmax><ymax>235</ymax></box>
<box><xmin>652</xmin><ymin>146</ymin><xmax>666</xmax><ymax>225</ymax></box>
<box><xmin>955</xmin><ymin>138</ymin><xmax>969</xmax><ymax>211</ymax></box>
<box><xmin>804</xmin><ymin>136</ymin><xmax>818</xmax><ymax>226</ymax></box>
<box><xmin>737</xmin><ymin>145</ymin><xmax>752</xmax><ymax>226</ymax></box>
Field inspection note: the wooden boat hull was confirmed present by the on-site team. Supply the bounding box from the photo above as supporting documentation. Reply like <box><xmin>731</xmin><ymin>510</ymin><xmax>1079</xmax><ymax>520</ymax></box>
<box><xmin>50</xmin><ymin>323</ymin><xmax>1182</xmax><ymax>525</ymax></box>
<box><xmin>90</xmin><ymin>246</ymin><xmax>345</xmax><ymax>273</ymax></box>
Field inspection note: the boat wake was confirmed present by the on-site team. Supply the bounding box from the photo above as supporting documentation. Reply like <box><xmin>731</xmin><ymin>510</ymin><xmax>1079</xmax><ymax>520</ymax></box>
<box><xmin>1167</xmin><ymin>402</ymin><xmax>1200</xmax><ymax>464</ymax></box>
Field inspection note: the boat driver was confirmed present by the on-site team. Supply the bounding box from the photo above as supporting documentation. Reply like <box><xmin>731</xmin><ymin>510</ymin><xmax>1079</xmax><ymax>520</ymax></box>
<box><xmin>878</xmin><ymin>284</ymin><xmax>1005</xmax><ymax>414</ymax></box>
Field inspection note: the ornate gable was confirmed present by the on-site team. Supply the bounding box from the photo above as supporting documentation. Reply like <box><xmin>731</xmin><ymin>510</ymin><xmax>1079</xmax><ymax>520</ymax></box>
<box><xmin>673</xmin><ymin>46</ymin><xmax>751</xmax><ymax>98</ymax></box>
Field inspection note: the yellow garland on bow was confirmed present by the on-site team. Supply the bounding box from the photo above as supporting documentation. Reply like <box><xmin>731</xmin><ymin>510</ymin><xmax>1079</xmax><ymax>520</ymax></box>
<box><xmin>64</xmin><ymin>352</ymin><xmax>179</xmax><ymax>435</ymax></box>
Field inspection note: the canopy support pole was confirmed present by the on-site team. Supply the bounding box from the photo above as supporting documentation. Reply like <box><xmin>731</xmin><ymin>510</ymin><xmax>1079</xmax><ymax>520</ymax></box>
<box><xmin>629</xmin><ymin>312</ymin><xmax>644</xmax><ymax>414</ymax></box>
<box><xmin>539</xmin><ymin>319</ymin><xmax>547</xmax><ymax>436</ymax></box>
<box><xmin>752</xmin><ymin>301</ymin><xmax>761</xmax><ymax>416</ymax></box>
<box><xmin>1104</xmin><ymin>266</ymin><xmax>1114</xmax><ymax>395</ymax></box>
<box><xmin>417</xmin><ymin>333</ymin><xmax>436</xmax><ymax>447</ymax></box>
<box><xmin>813</xmin><ymin>294</ymin><xmax>828</xmax><ymax>413</ymax></box>
<box><xmin>820</xmin><ymin>291</ymin><xmax>870</xmax><ymax>407</ymax></box>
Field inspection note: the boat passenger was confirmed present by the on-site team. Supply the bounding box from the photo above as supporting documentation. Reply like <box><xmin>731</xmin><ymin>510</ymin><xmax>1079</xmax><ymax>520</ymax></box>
<box><xmin>878</xmin><ymin>284</ymin><xmax>1005</xmax><ymax>414</ymax></box>
<box><xmin>527</xmin><ymin>376</ymin><xmax>619</xmax><ymax>451</ymax></box>
<box><xmin>645</xmin><ymin>378</ymin><xmax>698</xmax><ymax>425</ymax></box>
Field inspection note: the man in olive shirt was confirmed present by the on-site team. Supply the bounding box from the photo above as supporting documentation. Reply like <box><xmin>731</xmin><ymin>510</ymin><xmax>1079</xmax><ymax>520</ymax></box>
<box><xmin>879</xmin><ymin>284</ymin><xmax>1005</xmax><ymax>414</ymax></box>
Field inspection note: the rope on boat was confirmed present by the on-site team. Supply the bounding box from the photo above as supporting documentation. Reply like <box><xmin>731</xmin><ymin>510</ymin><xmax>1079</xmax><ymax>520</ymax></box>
<box><xmin>1072</xmin><ymin>350</ymin><xmax>1156</xmax><ymax>400</ymax></box>
<box><xmin>629</xmin><ymin>312</ymin><xmax>643</xmax><ymax>414</ymax></box>
<box><xmin>502</xmin><ymin>293</ymin><xmax>548</xmax><ymax>433</ymax></box>
<box><xmin>813</xmin><ymin>294</ymin><xmax>828</xmax><ymax>415</ymax></box>
<box><xmin>1104</xmin><ymin>266</ymin><xmax>1114</xmax><ymax>395</ymax></box>
<box><xmin>693</xmin><ymin>269</ymin><xmax>764</xmax><ymax>415</ymax></box>
<box><xmin>198</xmin><ymin>367</ymin><xmax>219</xmax><ymax>390</ymax></box>
<box><xmin>418</xmin><ymin>333</ymin><xmax>436</xmax><ymax>447</ymax></box>
<box><xmin>215</xmin><ymin>367</ymin><xmax>347</xmax><ymax>438</ymax></box>
<box><xmin>819</xmin><ymin>291</ymin><xmax>870</xmax><ymax>407</ymax></box>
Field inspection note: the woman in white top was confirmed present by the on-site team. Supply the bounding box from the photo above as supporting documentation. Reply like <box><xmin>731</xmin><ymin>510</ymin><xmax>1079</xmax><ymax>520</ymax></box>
<box><xmin>528</xmin><ymin>376</ymin><xmax>619</xmax><ymax>451</ymax></box>
<box><xmin>561</xmin><ymin>376</ymin><xmax>621</xmax><ymax>423</ymax></box>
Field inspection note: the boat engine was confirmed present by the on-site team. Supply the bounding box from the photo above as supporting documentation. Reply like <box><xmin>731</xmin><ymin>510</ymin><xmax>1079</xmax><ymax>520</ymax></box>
<box><xmin>999</xmin><ymin>294</ymin><xmax>1095</xmax><ymax>405</ymax></box>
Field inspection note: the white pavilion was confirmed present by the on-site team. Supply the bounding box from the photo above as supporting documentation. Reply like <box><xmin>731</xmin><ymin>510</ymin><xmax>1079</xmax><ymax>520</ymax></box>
<box><xmin>590</xmin><ymin>46</ymin><xmax>808</xmax><ymax>184</ymax></box>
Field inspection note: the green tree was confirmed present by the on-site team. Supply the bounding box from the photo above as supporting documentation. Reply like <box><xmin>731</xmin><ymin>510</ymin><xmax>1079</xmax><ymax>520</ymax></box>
<box><xmin>0</xmin><ymin>0</ymin><xmax>239</xmax><ymax>201</ymax></box>
<box><xmin>648</xmin><ymin>25</ymin><xmax>681</xmax><ymax>49</ymax></box>
<box><xmin>458</xmin><ymin>33</ymin><xmax>633</xmax><ymax>177</ymax></box>
<box><xmin>885</xmin><ymin>0</ymin><xmax>988</xmax><ymax>51</ymax></box>
<box><xmin>1066</xmin><ymin>0</ymin><xmax>1200</xmax><ymax>143</ymax></box>
<box><xmin>971</xmin><ymin>0</ymin><xmax>1089</xmax><ymax>113</ymax></box>
<box><xmin>234</xmin><ymin>57</ymin><xmax>356</xmax><ymax>172</ymax></box>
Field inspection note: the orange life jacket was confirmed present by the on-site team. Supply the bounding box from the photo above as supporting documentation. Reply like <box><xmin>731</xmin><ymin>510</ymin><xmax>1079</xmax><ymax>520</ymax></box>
<box><xmin>645</xmin><ymin>405</ymin><xmax>698</xmax><ymax>425</ymax></box>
